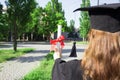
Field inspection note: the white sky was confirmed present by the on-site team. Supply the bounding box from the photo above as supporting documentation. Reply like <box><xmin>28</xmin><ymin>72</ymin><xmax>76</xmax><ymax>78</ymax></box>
<box><xmin>0</xmin><ymin>0</ymin><xmax>119</xmax><ymax>28</ymax></box>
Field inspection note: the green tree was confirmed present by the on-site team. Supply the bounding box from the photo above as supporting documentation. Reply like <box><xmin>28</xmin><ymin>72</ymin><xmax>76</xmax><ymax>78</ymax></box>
<box><xmin>52</xmin><ymin>0</ymin><xmax>67</xmax><ymax>32</ymax></box>
<box><xmin>0</xmin><ymin>13</ymin><xmax>9</xmax><ymax>41</ymax></box>
<box><xmin>20</xmin><ymin>7</ymin><xmax>43</xmax><ymax>41</ymax></box>
<box><xmin>7</xmin><ymin>0</ymin><xmax>36</xmax><ymax>51</ymax></box>
<box><xmin>42</xmin><ymin>0</ymin><xmax>67</xmax><ymax>40</ymax></box>
<box><xmin>67</xmin><ymin>19</ymin><xmax>75</xmax><ymax>38</ymax></box>
<box><xmin>0</xmin><ymin>3</ymin><xmax>3</xmax><ymax>14</ymax></box>
<box><xmin>79</xmin><ymin>0</ymin><xmax>90</xmax><ymax>41</ymax></box>
<box><xmin>0</xmin><ymin>3</ymin><xmax>9</xmax><ymax>41</ymax></box>
<box><xmin>69</xmin><ymin>19</ymin><xmax>75</xmax><ymax>32</ymax></box>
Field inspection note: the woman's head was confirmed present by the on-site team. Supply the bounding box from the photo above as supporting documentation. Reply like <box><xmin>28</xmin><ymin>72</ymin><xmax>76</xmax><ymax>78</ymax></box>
<box><xmin>73</xmin><ymin>3</ymin><xmax>120</xmax><ymax>80</ymax></box>
<box><xmin>82</xmin><ymin>29</ymin><xmax>120</xmax><ymax>80</ymax></box>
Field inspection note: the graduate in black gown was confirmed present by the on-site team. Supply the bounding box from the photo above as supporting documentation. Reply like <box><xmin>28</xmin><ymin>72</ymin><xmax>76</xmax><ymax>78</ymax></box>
<box><xmin>52</xmin><ymin>3</ymin><xmax>120</xmax><ymax>80</ymax></box>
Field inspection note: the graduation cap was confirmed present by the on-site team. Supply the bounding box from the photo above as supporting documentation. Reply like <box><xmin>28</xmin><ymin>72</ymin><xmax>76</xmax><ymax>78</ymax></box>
<box><xmin>69</xmin><ymin>41</ymin><xmax>77</xmax><ymax>57</ymax></box>
<box><xmin>74</xmin><ymin>3</ymin><xmax>120</xmax><ymax>33</ymax></box>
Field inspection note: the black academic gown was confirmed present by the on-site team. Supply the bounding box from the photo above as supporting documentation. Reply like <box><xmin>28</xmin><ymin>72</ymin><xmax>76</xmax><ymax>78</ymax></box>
<box><xmin>52</xmin><ymin>58</ymin><xmax>84</xmax><ymax>80</ymax></box>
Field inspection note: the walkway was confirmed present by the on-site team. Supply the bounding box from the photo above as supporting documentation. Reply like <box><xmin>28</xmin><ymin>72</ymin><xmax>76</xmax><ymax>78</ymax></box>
<box><xmin>0</xmin><ymin>42</ymin><xmax>87</xmax><ymax>80</ymax></box>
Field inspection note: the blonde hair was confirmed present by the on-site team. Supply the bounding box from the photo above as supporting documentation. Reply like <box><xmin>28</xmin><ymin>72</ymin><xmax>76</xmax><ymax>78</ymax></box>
<box><xmin>82</xmin><ymin>29</ymin><xmax>120</xmax><ymax>80</ymax></box>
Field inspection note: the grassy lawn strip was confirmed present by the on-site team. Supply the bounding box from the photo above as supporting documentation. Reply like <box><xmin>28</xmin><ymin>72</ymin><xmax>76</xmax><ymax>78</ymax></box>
<box><xmin>23</xmin><ymin>52</ymin><xmax>54</xmax><ymax>80</ymax></box>
<box><xmin>76</xmin><ymin>41</ymin><xmax>88</xmax><ymax>44</ymax></box>
<box><xmin>0</xmin><ymin>48</ymin><xmax>34</xmax><ymax>63</ymax></box>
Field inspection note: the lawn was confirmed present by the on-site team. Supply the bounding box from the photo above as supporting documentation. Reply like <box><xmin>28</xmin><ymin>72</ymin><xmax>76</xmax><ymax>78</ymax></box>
<box><xmin>22</xmin><ymin>52</ymin><xmax>54</xmax><ymax>80</ymax></box>
<box><xmin>76</xmin><ymin>41</ymin><xmax>88</xmax><ymax>44</ymax></box>
<box><xmin>0</xmin><ymin>48</ymin><xmax>34</xmax><ymax>63</ymax></box>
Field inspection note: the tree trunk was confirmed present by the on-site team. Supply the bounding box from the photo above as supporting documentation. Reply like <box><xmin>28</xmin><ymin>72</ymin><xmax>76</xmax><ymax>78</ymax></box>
<box><xmin>51</xmin><ymin>33</ymin><xmax>54</xmax><ymax>39</ymax></box>
<box><xmin>26</xmin><ymin>35</ymin><xmax>28</xmax><ymax>41</ymax></box>
<box><xmin>82</xmin><ymin>37</ymin><xmax>85</xmax><ymax>42</ymax></box>
<box><xmin>31</xmin><ymin>33</ymin><xmax>33</xmax><ymax>41</ymax></box>
<box><xmin>43</xmin><ymin>34</ymin><xmax>45</xmax><ymax>40</ymax></box>
<box><xmin>22</xmin><ymin>33</ymin><xmax>25</xmax><ymax>41</ymax></box>
<box><xmin>10</xmin><ymin>24</ymin><xmax>13</xmax><ymax>42</ymax></box>
<box><xmin>13</xmin><ymin>20</ymin><xmax>17</xmax><ymax>51</ymax></box>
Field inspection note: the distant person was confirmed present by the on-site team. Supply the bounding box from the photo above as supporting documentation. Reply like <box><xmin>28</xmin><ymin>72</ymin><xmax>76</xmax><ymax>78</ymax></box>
<box><xmin>52</xmin><ymin>3</ymin><xmax>120</xmax><ymax>80</ymax></box>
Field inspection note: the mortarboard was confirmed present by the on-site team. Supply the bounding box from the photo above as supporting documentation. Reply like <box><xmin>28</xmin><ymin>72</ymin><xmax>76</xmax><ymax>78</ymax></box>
<box><xmin>74</xmin><ymin>3</ymin><xmax>120</xmax><ymax>33</ymax></box>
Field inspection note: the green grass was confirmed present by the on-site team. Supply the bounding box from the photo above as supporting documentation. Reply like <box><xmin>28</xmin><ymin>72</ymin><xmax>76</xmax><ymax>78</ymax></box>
<box><xmin>22</xmin><ymin>52</ymin><xmax>54</xmax><ymax>80</ymax></box>
<box><xmin>76</xmin><ymin>41</ymin><xmax>88</xmax><ymax>44</ymax></box>
<box><xmin>0</xmin><ymin>48</ymin><xmax>34</xmax><ymax>63</ymax></box>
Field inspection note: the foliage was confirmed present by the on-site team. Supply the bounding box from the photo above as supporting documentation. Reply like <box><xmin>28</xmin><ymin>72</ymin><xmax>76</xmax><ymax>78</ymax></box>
<box><xmin>0</xmin><ymin>3</ymin><xmax>3</xmax><ymax>14</ymax></box>
<box><xmin>79</xmin><ymin>0</ymin><xmax>90</xmax><ymax>41</ymax></box>
<box><xmin>0</xmin><ymin>0</ymin><xmax>70</xmax><ymax>42</ymax></box>
<box><xmin>0</xmin><ymin>4</ymin><xmax>9</xmax><ymax>41</ymax></box>
<box><xmin>67</xmin><ymin>19</ymin><xmax>79</xmax><ymax>39</ymax></box>
<box><xmin>0</xmin><ymin>48</ymin><xmax>34</xmax><ymax>63</ymax></box>
<box><xmin>7</xmin><ymin>0</ymin><xmax>37</xmax><ymax>51</ymax></box>
<box><xmin>45</xmin><ymin>51</ymin><xmax>54</xmax><ymax>60</ymax></box>
<box><xmin>0</xmin><ymin>13</ymin><xmax>9</xmax><ymax>41</ymax></box>
<box><xmin>23</xmin><ymin>51</ymin><xmax>54</xmax><ymax>80</ymax></box>
<box><xmin>8</xmin><ymin>0</ymin><xmax>37</xmax><ymax>27</ymax></box>
<box><xmin>40</xmin><ymin>0</ymin><xmax>67</xmax><ymax>39</ymax></box>
<box><xmin>24</xmin><ymin>7</ymin><xmax>43</xmax><ymax>35</ymax></box>
<box><xmin>22</xmin><ymin>0</ymin><xmax>68</xmax><ymax>41</ymax></box>
<box><xmin>69</xmin><ymin>19</ymin><xmax>75</xmax><ymax>32</ymax></box>
<box><xmin>76</xmin><ymin>41</ymin><xmax>88</xmax><ymax>44</ymax></box>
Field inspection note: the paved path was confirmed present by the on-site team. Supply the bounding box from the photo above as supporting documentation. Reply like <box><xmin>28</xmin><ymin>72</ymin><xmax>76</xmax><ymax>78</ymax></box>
<box><xmin>0</xmin><ymin>42</ymin><xmax>87</xmax><ymax>80</ymax></box>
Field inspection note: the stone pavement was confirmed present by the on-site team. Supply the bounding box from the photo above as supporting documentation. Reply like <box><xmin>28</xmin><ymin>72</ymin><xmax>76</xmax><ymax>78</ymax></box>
<box><xmin>0</xmin><ymin>42</ymin><xmax>87</xmax><ymax>80</ymax></box>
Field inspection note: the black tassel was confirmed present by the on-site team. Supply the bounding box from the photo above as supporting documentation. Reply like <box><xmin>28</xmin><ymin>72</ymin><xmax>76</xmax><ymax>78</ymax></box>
<box><xmin>69</xmin><ymin>41</ymin><xmax>77</xmax><ymax>57</ymax></box>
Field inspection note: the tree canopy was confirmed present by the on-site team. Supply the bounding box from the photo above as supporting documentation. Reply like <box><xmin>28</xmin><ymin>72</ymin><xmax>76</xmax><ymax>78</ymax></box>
<box><xmin>7</xmin><ymin>0</ymin><xmax>37</xmax><ymax>51</ymax></box>
<box><xmin>0</xmin><ymin>0</ymin><xmax>70</xmax><ymax>45</ymax></box>
<box><xmin>79</xmin><ymin>0</ymin><xmax>90</xmax><ymax>41</ymax></box>
<box><xmin>40</xmin><ymin>0</ymin><xmax>67</xmax><ymax>39</ymax></box>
